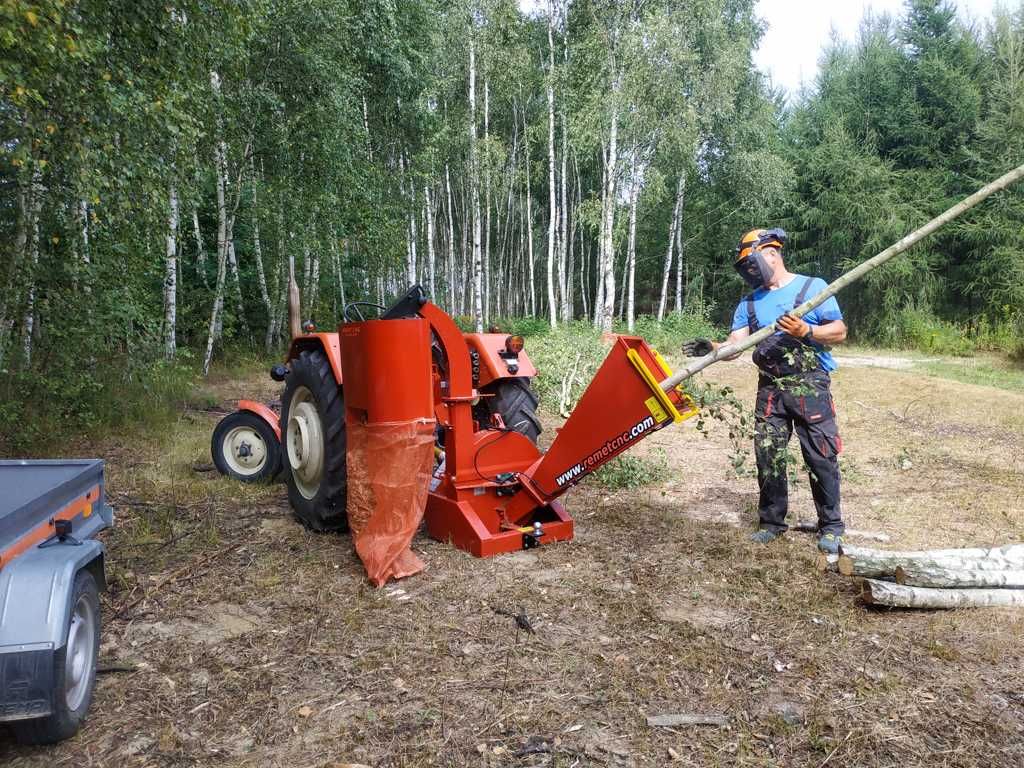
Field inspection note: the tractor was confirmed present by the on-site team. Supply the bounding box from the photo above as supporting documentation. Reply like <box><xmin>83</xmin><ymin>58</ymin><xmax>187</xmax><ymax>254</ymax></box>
<box><xmin>213</xmin><ymin>285</ymin><xmax>695</xmax><ymax>557</ymax></box>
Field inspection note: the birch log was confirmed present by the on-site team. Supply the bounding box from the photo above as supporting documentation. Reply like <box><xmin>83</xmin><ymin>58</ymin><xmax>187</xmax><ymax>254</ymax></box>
<box><xmin>861</xmin><ymin>579</ymin><xmax>1024</xmax><ymax>609</ymax></box>
<box><xmin>661</xmin><ymin>162</ymin><xmax>1024</xmax><ymax>392</ymax></box>
<box><xmin>895</xmin><ymin>565</ymin><xmax>1024</xmax><ymax>588</ymax></box>
<box><xmin>838</xmin><ymin>544</ymin><xmax>1024</xmax><ymax>578</ymax></box>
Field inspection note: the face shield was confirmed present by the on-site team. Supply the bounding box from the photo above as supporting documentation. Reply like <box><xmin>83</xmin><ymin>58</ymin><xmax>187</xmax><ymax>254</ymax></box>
<box><xmin>734</xmin><ymin>249</ymin><xmax>774</xmax><ymax>289</ymax></box>
<box><xmin>733</xmin><ymin>228</ymin><xmax>787</xmax><ymax>289</ymax></box>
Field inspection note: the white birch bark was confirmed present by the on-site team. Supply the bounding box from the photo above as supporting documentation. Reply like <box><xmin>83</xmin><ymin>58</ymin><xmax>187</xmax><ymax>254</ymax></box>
<box><xmin>424</xmin><ymin>182</ymin><xmax>436</xmax><ymax>300</ymax></box>
<box><xmin>469</xmin><ymin>35</ymin><xmax>484</xmax><ymax>332</ymax></box>
<box><xmin>250</xmin><ymin>158</ymin><xmax>272</xmax><ymax>334</ymax></box>
<box><xmin>483</xmin><ymin>77</ymin><xmax>491</xmax><ymax>323</ymax></box>
<box><xmin>895</xmin><ymin>565</ymin><xmax>1024</xmax><ymax>588</ymax></box>
<box><xmin>598</xmin><ymin>83</ymin><xmax>620</xmax><ymax>334</ymax></box>
<box><xmin>523</xmin><ymin>107</ymin><xmax>537</xmax><ymax>317</ymax></box>
<box><xmin>558</xmin><ymin>12</ymin><xmax>570</xmax><ymax>322</ymax></box>
<box><xmin>192</xmin><ymin>208</ymin><xmax>209</xmax><ymax>288</ymax></box>
<box><xmin>445</xmin><ymin>164</ymin><xmax>456</xmax><ymax>312</ymax></box>
<box><xmin>203</xmin><ymin>135</ymin><xmax>230</xmax><ymax>375</ymax></box>
<box><xmin>861</xmin><ymin>579</ymin><xmax>1024</xmax><ymax>609</ymax></box>
<box><xmin>163</xmin><ymin>182</ymin><xmax>179</xmax><ymax>360</ymax></box>
<box><xmin>626</xmin><ymin>159</ymin><xmax>640</xmax><ymax>332</ymax></box>
<box><xmin>78</xmin><ymin>199</ymin><xmax>90</xmax><ymax>268</ymax></box>
<box><xmin>545</xmin><ymin>0</ymin><xmax>558</xmax><ymax>328</ymax></box>
<box><xmin>674</xmin><ymin>174</ymin><xmax>686</xmax><ymax>313</ymax></box>
<box><xmin>839</xmin><ymin>544</ymin><xmax>1024</xmax><ymax>578</ymax></box>
<box><xmin>20</xmin><ymin>186</ymin><xmax>43</xmax><ymax>366</ymax></box>
<box><xmin>658</xmin><ymin>175</ymin><xmax>683</xmax><ymax>321</ymax></box>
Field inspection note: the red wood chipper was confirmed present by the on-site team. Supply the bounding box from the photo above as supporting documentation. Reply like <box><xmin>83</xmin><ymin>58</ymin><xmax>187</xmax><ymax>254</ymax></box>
<box><xmin>212</xmin><ymin>286</ymin><xmax>696</xmax><ymax>559</ymax></box>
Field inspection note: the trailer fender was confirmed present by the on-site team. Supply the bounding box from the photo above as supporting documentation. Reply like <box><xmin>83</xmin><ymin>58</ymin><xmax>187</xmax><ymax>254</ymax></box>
<box><xmin>0</xmin><ymin>540</ymin><xmax>106</xmax><ymax>650</ymax></box>
<box><xmin>238</xmin><ymin>399</ymin><xmax>281</xmax><ymax>442</ymax></box>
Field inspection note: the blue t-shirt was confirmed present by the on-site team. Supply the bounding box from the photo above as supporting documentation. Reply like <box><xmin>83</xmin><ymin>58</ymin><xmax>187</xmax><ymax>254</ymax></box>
<box><xmin>731</xmin><ymin>275</ymin><xmax>843</xmax><ymax>372</ymax></box>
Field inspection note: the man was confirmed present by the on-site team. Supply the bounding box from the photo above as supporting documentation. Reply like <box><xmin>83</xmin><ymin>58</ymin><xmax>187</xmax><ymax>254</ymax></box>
<box><xmin>682</xmin><ymin>228</ymin><xmax>848</xmax><ymax>553</ymax></box>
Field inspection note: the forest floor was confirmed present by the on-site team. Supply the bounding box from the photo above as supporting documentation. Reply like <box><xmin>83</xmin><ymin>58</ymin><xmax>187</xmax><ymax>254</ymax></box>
<box><xmin>3</xmin><ymin>348</ymin><xmax>1024</xmax><ymax>767</ymax></box>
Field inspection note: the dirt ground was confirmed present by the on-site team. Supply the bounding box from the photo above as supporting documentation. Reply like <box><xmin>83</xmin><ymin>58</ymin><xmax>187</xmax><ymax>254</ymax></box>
<box><xmin>3</xmin><ymin>350</ymin><xmax>1023</xmax><ymax>767</ymax></box>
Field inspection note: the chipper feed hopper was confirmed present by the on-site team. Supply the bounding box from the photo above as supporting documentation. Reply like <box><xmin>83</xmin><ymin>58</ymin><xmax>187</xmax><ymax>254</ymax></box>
<box><xmin>213</xmin><ymin>286</ymin><xmax>696</xmax><ymax>559</ymax></box>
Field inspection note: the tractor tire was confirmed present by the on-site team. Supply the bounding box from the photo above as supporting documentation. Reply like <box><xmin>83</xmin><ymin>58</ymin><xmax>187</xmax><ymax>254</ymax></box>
<box><xmin>480</xmin><ymin>377</ymin><xmax>542</xmax><ymax>444</ymax></box>
<box><xmin>211</xmin><ymin>410</ymin><xmax>281</xmax><ymax>483</ymax></box>
<box><xmin>281</xmin><ymin>349</ymin><xmax>349</xmax><ymax>531</ymax></box>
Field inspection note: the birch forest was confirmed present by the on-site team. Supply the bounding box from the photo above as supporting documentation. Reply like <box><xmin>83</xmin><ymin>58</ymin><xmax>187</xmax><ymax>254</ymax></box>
<box><xmin>2</xmin><ymin>0</ymin><xmax>1023</xmax><ymax>440</ymax></box>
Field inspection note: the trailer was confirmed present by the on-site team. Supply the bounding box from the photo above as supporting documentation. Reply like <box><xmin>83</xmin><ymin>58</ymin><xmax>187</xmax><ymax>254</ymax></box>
<box><xmin>0</xmin><ymin>459</ymin><xmax>113</xmax><ymax>745</ymax></box>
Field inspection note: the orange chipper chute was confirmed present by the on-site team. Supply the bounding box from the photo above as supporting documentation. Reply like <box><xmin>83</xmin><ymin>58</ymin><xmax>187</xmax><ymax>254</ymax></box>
<box><xmin>339</xmin><ymin>317</ymin><xmax>436</xmax><ymax>585</ymax></box>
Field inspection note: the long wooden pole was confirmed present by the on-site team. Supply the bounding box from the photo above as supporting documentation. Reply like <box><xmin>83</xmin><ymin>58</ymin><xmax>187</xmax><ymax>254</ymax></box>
<box><xmin>661</xmin><ymin>163</ymin><xmax>1024</xmax><ymax>392</ymax></box>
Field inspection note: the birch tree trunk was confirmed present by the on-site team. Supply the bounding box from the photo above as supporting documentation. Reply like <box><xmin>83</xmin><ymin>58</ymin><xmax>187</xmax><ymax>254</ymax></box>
<box><xmin>558</xmin><ymin>14</ymin><xmax>570</xmax><ymax>322</ymax></box>
<box><xmin>250</xmin><ymin>159</ymin><xmax>273</xmax><ymax>339</ymax></box>
<box><xmin>424</xmin><ymin>182</ymin><xmax>436</xmax><ymax>300</ymax></box>
<box><xmin>192</xmin><ymin>208</ymin><xmax>209</xmax><ymax>288</ymax></box>
<box><xmin>20</xmin><ymin>181</ymin><xmax>43</xmax><ymax>366</ymax></box>
<box><xmin>861</xmin><ymin>580</ymin><xmax>1024</xmax><ymax>609</ymax></box>
<box><xmin>674</xmin><ymin>174</ymin><xmax>686</xmax><ymax>313</ymax></box>
<box><xmin>468</xmin><ymin>34</ymin><xmax>484</xmax><ymax>332</ymax></box>
<box><xmin>445</xmin><ymin>164</ymin><xmax>456</xmax><ymax>312</ymax></box>
<box><xmin>203</xmin><ymin>107</ymin><xmax>230</xmax><ymax>375</ymax></box>
<box><xmin>483</xmin><ymin>77</ymin><xmax>491</xmax><ymax>323</ymax></box>
<box><xmin>598</xmin><ymin>81</ymin><xmax>620</xmax><ymax>334</ymax></box>
<box><xmin>523</xmin><ymin>108</ymin><xmax>537</xmax><ymax>317</ymax></box>
<box><xmin>657</xmin><ymin>175</ymin><xmax>683</xmax><ymax>320</ymax></box>
<box><xmin>0</xmin><ymin>179</ymin><xmax>33</xmax><ymax>367</ymax></box>
<box><xmin>163</xmin><ymin>182</ymin><xmax>179</xmax><ymax>360</ymax></box>
<box><xmin>545</xmin><ymin>0</ymin><xmax>558</xmax><ymax>328</ymax></box>
<box><xmin>626</xmin><ymin>159</ymin><xmax>640</xmax><ymax>332</ymax></box>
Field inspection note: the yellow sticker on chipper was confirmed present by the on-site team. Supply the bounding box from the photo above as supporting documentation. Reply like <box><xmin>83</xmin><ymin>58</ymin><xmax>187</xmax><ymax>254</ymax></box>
<box><xmin>644</xmin><ymin>395</ymin><xmax>669</xmax><ymax>422</ymax></box>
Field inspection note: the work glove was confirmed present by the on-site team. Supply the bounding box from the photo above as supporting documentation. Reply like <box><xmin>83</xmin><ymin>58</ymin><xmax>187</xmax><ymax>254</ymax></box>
<box><xmin>681</xmin><ymin>338</ymin><xmax>714</xmax><ymax>357</ymax></box>
<box><xmin>776</xmin><ymin>313</ymin><xmax>812</xmax><ymax>340</ymax></box>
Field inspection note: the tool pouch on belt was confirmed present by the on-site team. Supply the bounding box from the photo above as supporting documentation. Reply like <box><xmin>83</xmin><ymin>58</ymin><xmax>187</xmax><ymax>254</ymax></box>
<box><xmin>752</xmin><ymin>333</ymin><xmax>819</xmax><ymax>378</ymax></box>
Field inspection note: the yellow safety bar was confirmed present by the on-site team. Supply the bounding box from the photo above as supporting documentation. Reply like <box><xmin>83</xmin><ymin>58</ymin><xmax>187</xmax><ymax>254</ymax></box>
<box><xmin>626</xmin><ymin>348</ymin><xmax>697</xmax><ymax>424</ymax></box>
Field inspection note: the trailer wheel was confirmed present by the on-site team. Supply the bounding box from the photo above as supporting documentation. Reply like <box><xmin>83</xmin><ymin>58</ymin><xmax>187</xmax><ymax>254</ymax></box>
<box><xmin>11</xmin><ymin>570</ymin><xmax>100</xmax><ymax>745</ymax></box>
<box><xmin>211</xmin><ymin>411</ymin><xmax>281</xmax><ymax>482</ymax></box>
<box><xmin>480</xmin><ymin>377</ymin><xmax>542</xmax><ymax>444</ymax></box>
<box><xmin>281</xmin><ymin>348</ymin><xmax>348</xmax><ymax>531</ymax></box>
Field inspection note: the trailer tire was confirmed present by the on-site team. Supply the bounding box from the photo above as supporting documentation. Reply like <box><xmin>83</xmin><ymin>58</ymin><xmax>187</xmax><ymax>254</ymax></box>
<box><xmin>281</xmin><ymin>348</ymin><xmax>348</xmax><ymax>531</ymax></box>
<box><xmin>211</xmin><ymin>410</ymin><xmax>281</xmax><ymax>482</ymax></box>
<box><xmin>481</xmin><ymin>377</ymin><xmax>542</xmax><ymax>444</ymax></box>
<box><xmin>10</xmin><ymin>569</ymin><xmax>100</xmax><ymax>745</ymax></box>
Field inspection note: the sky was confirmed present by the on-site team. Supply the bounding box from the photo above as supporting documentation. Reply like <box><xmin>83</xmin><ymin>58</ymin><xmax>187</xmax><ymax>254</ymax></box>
<box><xmin>755</xmin><ymin>0</ymin><xmax>1004</xmax><ymax>98</ymax></box>
<box><xmin>519</xmin><ymin>1</ymin><xmax>1007</xmax><ymax>98</ymax></box>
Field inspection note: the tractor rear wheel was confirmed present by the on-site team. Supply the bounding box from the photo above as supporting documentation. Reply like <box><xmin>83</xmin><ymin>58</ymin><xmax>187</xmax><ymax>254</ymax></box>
<box><xmin>281</xmin><ymin>349</ymin><xmax>349</xmax><ymax>531</ymax></box>
<box><xmin>480</xmin><ymin>377</ymin><xmax>542</xmax><ymax>444</ymax></box>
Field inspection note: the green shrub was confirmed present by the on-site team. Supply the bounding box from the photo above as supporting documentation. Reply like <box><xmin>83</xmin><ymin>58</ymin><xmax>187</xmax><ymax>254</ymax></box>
<box><xmin>593</xmin><ymin>451</ymin><xmax>669</xmax><ymax>489</ymax></box>
<box><xmin>625</xmin><ymin>300</ymin><xmax>720</xmax><ymax>355</ymax></box>
<box><xmin>890</xmin><ymin>307</ymin><xmax>975</xmax><ymax>356</ymax></box>
<box><xmin>524</xmin><ymin>322</ymin><xmax>607</xmax><ymax>413</ymax></box>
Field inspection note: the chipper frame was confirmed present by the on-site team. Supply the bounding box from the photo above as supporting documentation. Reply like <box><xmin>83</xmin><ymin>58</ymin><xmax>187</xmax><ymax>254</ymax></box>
<box><xmin>371</xmin><ymin>288</ymin><xmax>698</xmax><ymax>557</ymax></box>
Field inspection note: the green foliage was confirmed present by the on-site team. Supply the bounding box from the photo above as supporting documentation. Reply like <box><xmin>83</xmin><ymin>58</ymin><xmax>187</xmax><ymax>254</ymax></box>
<box><xmin>593</xmin><ymin>451</ymin><xmax>668</xmax><ymax>490</ymax></box>
<box><xmin>626</xmin><ymin>301</ymin><xmax>719</xmax><ymax>354</ymax></box>
<box><xmin>888</xmin><ymin>307</ymin><xmax>975</xmax><ymax>356</ymax></box>
<box><xmin>524</xmin><ymin>322</ymin><xmax>607</xmax><ymax>413</ymax></box>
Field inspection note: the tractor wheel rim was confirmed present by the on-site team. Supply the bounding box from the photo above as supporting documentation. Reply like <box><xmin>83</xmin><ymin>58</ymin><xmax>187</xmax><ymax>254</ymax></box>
<box><xmin>222</xmin><ymin>425</ymin><xmax>267</xmax><ymax>476</ymax></box>
<box><xmin>64</xmin><ymin>593</ymin><xmax>95</xmax><ymax>711</ymax></box>
<box><xmin>287</xmin><ymin>387</ymin><xmax>324</xmax><ymax>499</ymax></box>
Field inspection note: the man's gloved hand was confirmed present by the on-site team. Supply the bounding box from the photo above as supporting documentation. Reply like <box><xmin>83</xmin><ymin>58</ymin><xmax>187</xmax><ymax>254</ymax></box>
<box><xmin>777</xmin><ymin>313</ymin><xmax>812</xmax><ymax>339</ymax></box>
<box><xmin>681</xmin><ymin>338</ymin><xmax>714</xmax><ymax>357</ymax></box>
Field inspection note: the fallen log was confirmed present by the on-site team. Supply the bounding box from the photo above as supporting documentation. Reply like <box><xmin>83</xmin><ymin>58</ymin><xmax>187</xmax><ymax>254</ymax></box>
<box><xmin>861</xmin><ymin>579</ymin><xmax>1024</xmax><ymax>609</ymax></box>
<box><xmin>838</xmin><ymin>544</ymin><xmax>1024</xmax><ymax>578</ymax></box>
<box><xmin>894</xmin><ymin>565</ymin><xmax>1024</xmax><ymax>589</ymax></box>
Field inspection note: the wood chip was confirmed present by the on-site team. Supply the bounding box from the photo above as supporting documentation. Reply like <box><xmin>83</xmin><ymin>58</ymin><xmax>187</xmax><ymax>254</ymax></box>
<box><xmin>646</xmin><ymin>713</ymin><xmax>729</xmax><ymax>728</ymax></box>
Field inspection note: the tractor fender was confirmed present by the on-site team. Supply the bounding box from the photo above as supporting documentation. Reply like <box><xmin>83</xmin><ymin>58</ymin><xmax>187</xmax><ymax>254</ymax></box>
<box><xmin>464</xmin><ymin>333</ymin><xmax>538</xmax><ymax>387</ymax></box>
<box><xmin>0</xmin><ymin>539</ymin><xmax>106</xmax><ymax>650</ymax></box>
<box><xmin>238</xmin><ymin>400</ymin><xmax>281</xmax><ymax>442</ymax></box>
<box><xmin>286</xmin><ymin>332</ymin><xmax>344</xmax><ymax>386</ymax></box>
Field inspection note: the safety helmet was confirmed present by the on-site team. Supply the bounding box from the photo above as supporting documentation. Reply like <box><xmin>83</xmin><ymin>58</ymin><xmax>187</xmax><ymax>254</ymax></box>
<box><xmin>734</xmin><ymin>227</ymin><xmax>787</xmax><ymax>289</ymax></box>
<box><xmin>735</xmin><ymin>228</ymin><xmax>786</xmax><ymax>262</ymax></box>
